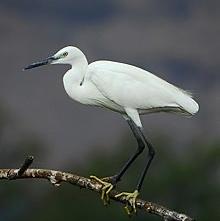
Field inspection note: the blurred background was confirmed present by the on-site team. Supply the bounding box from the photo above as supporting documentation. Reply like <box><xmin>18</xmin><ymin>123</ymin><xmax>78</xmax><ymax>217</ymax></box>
<box><xmin>0</xmin><ymin>0</ymin><xmax>219</xmax><ymax>220</ymax></box>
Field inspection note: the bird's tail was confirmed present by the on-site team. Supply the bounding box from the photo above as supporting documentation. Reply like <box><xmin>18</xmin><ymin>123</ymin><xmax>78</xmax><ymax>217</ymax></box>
<box><xmin>178</xmin><ymin>93</ymin><xmax>199</xmax><ymax>115</ymax></box>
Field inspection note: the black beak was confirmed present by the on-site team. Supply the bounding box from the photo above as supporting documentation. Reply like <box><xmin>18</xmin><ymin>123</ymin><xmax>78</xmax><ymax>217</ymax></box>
<box><xmin>23</xmin><ymin>56</ymin><xmax>57</xmax><ymax>70</ymax></box>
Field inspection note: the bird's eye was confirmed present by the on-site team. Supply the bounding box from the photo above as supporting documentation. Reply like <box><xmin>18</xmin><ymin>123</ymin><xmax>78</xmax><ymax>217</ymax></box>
<box><xmin>63</xmin><ymin>52</ymin><xmax>68</xmax><ymax>57</ymax></box>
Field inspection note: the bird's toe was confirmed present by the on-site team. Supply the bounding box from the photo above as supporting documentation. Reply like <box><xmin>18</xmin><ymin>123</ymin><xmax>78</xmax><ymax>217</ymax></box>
<box><xmin>90</xmin><ymin>175</ymin><xmax>114</xmax><ymax>205</ymax></box>
<box><xmin>115</xmin><ymin>190</ymin><xmax>139</xmax><ymax>215</ymax></box>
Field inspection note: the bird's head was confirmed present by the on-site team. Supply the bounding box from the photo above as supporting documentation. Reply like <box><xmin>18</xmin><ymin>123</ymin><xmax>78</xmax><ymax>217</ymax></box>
<box><xmin>24</xmin><ymin>46</ymin><xmax>84</xmax><ymax>70</ymax></box>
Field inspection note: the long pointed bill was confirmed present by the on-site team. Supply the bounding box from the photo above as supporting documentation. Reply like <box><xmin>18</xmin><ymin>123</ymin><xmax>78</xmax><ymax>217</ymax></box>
<box><xmin>23</xmin><ymin>56</ymin><xmax>57</xmax><ymax>70</ymax></box>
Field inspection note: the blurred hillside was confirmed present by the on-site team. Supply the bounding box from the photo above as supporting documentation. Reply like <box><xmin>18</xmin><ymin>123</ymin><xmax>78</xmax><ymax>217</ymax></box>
<box><xmin>0</xmin><ymin>114</ymin><xmax>219</xmax><ymax>220</ymax></box>
<box><xmin>0</xmin><ymin>103</ymin><xmax>220</xmax><ymax>220</ymax></box>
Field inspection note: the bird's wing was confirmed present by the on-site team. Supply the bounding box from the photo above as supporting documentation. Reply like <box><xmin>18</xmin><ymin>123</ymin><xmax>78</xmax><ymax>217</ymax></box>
<box><xmin>88</xmin><ymin>61</ymin><xmax>198</xmax><ymax>115</ymax></box>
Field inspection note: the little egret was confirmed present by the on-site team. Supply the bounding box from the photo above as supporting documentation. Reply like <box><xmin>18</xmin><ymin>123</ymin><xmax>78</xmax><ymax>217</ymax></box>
<box><xmin>24</xmin><ymin>46</ymin><xmax>199</xmax><ymax>214</ymax></box>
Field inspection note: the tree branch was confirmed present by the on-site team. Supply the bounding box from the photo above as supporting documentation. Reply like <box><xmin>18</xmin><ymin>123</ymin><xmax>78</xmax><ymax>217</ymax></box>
<box><xmin>0</xmin><ymin>156</ymin><xmax>194</xmax><ymax>221</ymax></box>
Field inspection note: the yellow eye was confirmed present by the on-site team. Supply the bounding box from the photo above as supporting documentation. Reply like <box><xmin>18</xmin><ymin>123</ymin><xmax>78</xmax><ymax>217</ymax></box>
<box><xmin>63</xmin><ymin>52</ymin><xmax>68</xmax><ymax>57</ymax></box>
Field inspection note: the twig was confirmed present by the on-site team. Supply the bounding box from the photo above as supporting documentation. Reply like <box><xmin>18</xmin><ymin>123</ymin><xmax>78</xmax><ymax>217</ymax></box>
<box><xmin>8</xmin><ymin>156</ymin><xmax>34</xmax><ymax>179</ymax></box>
<box><xmin>0</xmin><ymin>157</ymin><xmax>194</xmax><ymax>221</ymax></box>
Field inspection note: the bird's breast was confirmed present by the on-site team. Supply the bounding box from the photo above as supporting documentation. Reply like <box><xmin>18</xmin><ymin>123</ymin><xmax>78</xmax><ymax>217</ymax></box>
<box><xmin>63</xmin><ymin>76</ymin><xmax>102</xmax><ymax>106</ymax></box>
<box><xmin>63</xmin><ymin>77</ymin><xmax>123</xmax><ymax>113</ymax></box>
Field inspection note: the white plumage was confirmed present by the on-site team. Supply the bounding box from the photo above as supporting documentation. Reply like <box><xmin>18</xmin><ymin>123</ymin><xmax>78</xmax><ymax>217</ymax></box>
<box><xmin>24</xmin><ymin>46</ymin><xmax>199</xmax><ymax>127</ymax></box>
<box><xmin>24</xmin><ymin>46</ymin><xmax>199</xmax><ymax>212</ymax></box>
<box><xmin>59</xmin><ymin>46</ymin><xmax>199</xmax><ymax>127</ymax></box>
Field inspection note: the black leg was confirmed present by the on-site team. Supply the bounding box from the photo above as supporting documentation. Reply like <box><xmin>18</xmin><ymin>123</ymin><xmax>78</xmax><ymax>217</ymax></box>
<box><xmin>112</xmin><ymin>118</ymin><xmax>145</xmax><ymax>184</ymax></box>
<box><xmin>112</xmin><ymin>118</ymin><xmax>155</xmax><ymax>192</ymax></box>
<box><xmin>136</xmin><ymin>127</ymin><xmax>155</xmax><ymax>191</ymax></box>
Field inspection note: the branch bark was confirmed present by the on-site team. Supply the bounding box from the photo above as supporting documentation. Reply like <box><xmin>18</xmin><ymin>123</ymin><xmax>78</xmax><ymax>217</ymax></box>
<box><xmin>0</xmin><ymin>156</ymin><xmax>194</xmax><ymax>221</ymax></box>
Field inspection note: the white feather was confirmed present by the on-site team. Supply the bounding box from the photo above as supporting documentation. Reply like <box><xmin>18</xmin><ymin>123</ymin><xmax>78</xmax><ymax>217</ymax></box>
<box><xmin>27</xmin><ymin>46</ymin><xmax>199</xmax><ymax>127</ymax></box>
<box><xmin>88</xmin><ymin>60</ymin><xmax>199</xmax><ymax>116</ymax></box>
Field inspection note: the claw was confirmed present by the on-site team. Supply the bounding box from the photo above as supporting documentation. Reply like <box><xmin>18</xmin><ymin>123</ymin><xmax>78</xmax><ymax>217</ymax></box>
<box><xmin>90</xmin><ymin>175</ymin><xmax>114</xmax><ymax>205</ymax></box>
<box><xmin>115</xmin><ymin>190</ymin><xmax>139</xmax><ymax>215</ymax></box>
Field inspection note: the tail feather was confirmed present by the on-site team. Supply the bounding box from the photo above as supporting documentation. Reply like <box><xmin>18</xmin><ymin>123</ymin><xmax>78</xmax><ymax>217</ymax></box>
<box><xmin>178</xmin><ymin>94</ymin><xmax>199</xmax><ymax>115</ymax></box>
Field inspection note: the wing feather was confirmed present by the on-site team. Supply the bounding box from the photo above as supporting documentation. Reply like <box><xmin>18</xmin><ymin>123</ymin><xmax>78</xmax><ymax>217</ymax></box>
<box><xmin>88</xmin><ymin>61</ymin><xmax>199</xmax><ymax>114</ymax></box>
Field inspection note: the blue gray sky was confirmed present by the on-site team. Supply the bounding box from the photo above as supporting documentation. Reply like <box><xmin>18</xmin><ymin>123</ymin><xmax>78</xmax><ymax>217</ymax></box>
<box><xmin>0</xmin><ymin>0</ymin><xmax>219</xmax><ymax>166</ymax></box>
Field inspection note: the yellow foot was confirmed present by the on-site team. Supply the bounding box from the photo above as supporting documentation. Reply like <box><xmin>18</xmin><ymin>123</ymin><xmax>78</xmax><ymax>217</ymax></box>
<box><xmin>115</xmin><ymin>190</ymin><xmax>139</xmax><ymax>215</ymax></box>
<box><xmin>90</xmin><ymin>175</ymin><xmax>114</xmax><ymax>205</ymax></box>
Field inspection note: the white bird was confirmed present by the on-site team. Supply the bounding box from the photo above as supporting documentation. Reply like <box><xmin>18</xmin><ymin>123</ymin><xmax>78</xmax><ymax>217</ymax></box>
<box><xmin>24</xmin><ymin>46</ymin><xmax>199</xmax><ymax>214</ymax></box>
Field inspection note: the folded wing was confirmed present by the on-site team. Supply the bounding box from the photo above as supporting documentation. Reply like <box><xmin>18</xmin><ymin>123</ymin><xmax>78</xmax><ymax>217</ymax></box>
<box><xmin>89</xmin><ymin>61</ymin><xmax>199</xmax><ymax>115</ymax></box>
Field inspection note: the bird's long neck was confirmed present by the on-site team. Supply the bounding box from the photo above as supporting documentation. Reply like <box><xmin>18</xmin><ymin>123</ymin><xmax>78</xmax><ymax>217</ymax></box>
<box><xmin>63</xmin><ymin>53</ymin><xmax>89</xmax><ymax>101</ymax></box>
<box><xmin>64</xmin><ymin>53</ymin><xmax>88</xmax><ymax>85</ymax></box>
